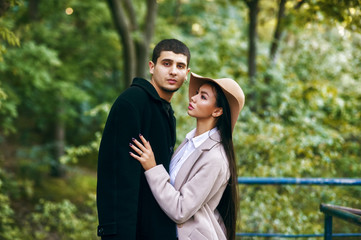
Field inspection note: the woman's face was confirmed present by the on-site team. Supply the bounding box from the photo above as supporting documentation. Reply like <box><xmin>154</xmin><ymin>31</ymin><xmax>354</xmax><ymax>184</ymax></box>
<box><xmin>188</xmin><ymin>83</ymin><xmax>222</xmax><ymax>120</ymax></box>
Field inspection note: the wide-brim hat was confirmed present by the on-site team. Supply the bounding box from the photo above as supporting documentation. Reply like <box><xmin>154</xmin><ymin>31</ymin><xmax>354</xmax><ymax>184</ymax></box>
<box><xmin>189</xmin><ymin>72</ymin><xmax>245</xmax><ymax>131</ymax></box>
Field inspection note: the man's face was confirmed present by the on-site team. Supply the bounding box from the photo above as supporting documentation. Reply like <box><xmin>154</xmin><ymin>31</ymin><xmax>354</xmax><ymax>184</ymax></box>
<box><xmin>149</xmin><ymin>51</ymin><xmax>190</xmax><ymax>101</ymax></box>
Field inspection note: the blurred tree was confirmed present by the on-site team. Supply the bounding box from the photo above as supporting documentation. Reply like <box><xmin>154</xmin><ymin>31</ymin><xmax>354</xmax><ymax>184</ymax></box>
<box><xmin>244</xmin><ymin>0</ymin><xmax>259</xmax><ymax>86</ymax></box>
<box><xmin>27</xmin><ymin>0</ymin><xmax>39</xmax><ymax>20</ymax></box>
<box><xmin>0</xmin><ymin>0</ymin><xmax>20</xmax><ymax>135</ymax></box>
<box><xmin>0</xmin><ymin>0</ymin><xmax>11</xmax><ymax>17</ymax></box>
<box><xmin>0</xmin><ymin>0</ymin><xmax>360</xmax><ymax>238</ymax></box>
<box><xmin>269</xmin><ymin>0</ymin><xmax>287</xmax><ymax>65</ymax></box>
<box><xmin>0</xmin><ymin>0</ymin><xmax>120</xmax><ymax>176</ymax></box>
<box><xmin>107</xmin><ymin>0</ymin><xmax>157</xmax><ymax>86</ymax></box>
<box><xmin>267</xmin><ymin>0</ymin><xmax>361</xmax><ymax>66</ymax></box>
<box><xmin>0</xmin><ymin>0</ymin><xmax>20</xmax><ymax>60</ymax></box>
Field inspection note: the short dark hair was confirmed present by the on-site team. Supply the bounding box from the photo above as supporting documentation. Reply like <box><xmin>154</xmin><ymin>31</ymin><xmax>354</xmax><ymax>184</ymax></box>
<box><xmin>152</xmin><ymin>39</ymin><xmax>191</xmax><ymax>67</ymax></box>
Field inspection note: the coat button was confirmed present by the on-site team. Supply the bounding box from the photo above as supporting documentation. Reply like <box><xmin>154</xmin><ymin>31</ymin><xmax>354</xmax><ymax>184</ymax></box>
<box><xmin>98</xmin><ymin>227</ymin><xmax>104</xmax><ymax>234</ymax></box>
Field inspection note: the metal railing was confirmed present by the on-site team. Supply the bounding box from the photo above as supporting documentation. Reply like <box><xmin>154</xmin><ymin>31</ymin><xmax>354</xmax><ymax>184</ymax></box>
<box><xmin>320</xmin><ymin>204</ymin><xmax>361</xmax><ymax>240</ymax></box>
<box><xmin>237</xmin><ymin>177</ymin><xmax>361</xmax><ymax>239</ymax></box>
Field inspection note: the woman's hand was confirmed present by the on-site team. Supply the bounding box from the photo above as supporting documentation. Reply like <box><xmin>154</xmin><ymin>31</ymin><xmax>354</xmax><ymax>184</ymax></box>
<box><xmin>129</xmin><ymin>134</ymin><xmax>156</xmax><ymax>171</ymax></box>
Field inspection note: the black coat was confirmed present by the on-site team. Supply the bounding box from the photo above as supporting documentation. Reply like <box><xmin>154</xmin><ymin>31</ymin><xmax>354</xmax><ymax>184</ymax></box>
<box><xmin>97</xmin><ymin>78</ymin><xmax>177</xmax><ymax>240</ymax></box>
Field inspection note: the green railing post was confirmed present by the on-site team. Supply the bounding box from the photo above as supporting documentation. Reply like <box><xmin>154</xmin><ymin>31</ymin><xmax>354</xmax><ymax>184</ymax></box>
<box><xmin>324</xmin><ymin>214</ymin><xmax>332</xmax><ymax>240</ymax></box>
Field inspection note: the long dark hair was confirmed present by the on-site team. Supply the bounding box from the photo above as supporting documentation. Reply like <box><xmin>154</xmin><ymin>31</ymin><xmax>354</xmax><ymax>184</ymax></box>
<box><xmin>209</xmin><ymin>82</ymin><xmax>238</xmax><ymax>240</ymax></box>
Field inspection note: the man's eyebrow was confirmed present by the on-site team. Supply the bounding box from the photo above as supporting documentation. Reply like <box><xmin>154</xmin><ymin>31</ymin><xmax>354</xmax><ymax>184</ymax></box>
<box><xmin>161</xmin><ymin>59</ymin><xmax>187</xmax><ymax>66</ymax></box>
<box><xmin>161</xmin><ymin>58</ymin><xmax>173</xmax><ymax>62</ymax></box>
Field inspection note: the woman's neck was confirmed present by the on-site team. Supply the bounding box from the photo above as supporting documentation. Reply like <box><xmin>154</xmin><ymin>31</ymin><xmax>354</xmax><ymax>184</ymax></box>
<box><xmin>195</xmin><ymin>119</ymin><xmax>217</xmax><ymax>137</ymax></box>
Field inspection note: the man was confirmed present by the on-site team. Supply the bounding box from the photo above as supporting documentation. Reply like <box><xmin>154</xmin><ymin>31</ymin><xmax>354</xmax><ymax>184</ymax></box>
<box><xmin>97</xmin><ymin>39</ymin><xmax>191</xmax><ymax>240</ymax></box>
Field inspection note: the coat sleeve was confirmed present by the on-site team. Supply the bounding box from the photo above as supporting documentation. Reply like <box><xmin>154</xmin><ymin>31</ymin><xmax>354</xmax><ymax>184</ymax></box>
<box><xmin>96</xmin><ymin>95</ymin><xmax>143</xmax><ymax>239</ymax></box>
<box><xmin>144</xmin><ymin>153</ymin><xmax>228</xmax><ymax>224</ymax></box>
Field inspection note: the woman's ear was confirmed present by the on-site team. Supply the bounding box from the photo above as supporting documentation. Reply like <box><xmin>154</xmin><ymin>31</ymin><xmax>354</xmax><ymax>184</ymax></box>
<box><xmin>212</xmin><ymin>107</ymin><xmax>223</xmax><ymax>118</ymax></box>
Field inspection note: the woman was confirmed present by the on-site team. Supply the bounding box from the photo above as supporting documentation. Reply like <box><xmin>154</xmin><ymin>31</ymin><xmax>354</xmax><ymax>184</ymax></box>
<box><xmin>129</xmin><ymin>72</ymin><xmax>245</xmax><ymax>240</ymax></box>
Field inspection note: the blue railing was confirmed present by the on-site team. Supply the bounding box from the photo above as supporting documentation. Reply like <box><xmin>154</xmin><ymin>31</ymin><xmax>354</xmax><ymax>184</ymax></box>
<box><xmin>237</xmin><ymin>177</ymin><xmax>361</xmax><ymax>239</ymax></box>
<box><xmin>238</xmin><ymin>177</ymin><xmax>361</xmax><ymax>185</ymax></box>
<box><xmin>320</xmin><ymin>204</ymin><xmax>361</xmax><ymax>240</ymax></box>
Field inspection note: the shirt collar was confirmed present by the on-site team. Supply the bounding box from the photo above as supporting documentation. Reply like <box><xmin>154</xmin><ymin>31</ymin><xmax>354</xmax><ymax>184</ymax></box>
<box><xmin>186</xmin><ymin>127</ymin><xmax>218</xmax><ymax>148</ymax></box>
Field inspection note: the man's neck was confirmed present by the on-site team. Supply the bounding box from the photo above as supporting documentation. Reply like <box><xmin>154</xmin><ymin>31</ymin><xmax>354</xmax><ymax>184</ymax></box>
<box><xmin>150</xmin><ymin>80</ymin><xmax>173</xmax><ymax>102</ymax></box>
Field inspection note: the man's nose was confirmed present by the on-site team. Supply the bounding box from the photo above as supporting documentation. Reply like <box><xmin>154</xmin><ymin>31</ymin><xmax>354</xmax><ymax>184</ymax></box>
<box><xmin>169</xmin><ymin>65</ymin><xmax>177</xmax><ymax>75</ymax></box>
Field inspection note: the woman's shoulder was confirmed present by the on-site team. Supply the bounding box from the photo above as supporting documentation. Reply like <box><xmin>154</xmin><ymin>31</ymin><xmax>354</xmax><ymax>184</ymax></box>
<box><xmin>203</xmin><ymin>142</ymin><xmax>228</xmax><ymax>165</ymax></box>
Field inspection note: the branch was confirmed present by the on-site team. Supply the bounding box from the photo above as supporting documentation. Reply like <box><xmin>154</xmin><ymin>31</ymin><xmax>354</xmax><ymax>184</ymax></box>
<box><xmin>107</xmin><ymin>0</ymin><xmax>136</xmax><ymax>86</ymax></box>
<box><xmin>294</xmin><ymin>0</ymin><xmax>306</xmax><ymax>9</ymax></box>
<box><xmin>269</xmin><ymin>0</ymin><xmax>287</xmax><ymax>63</ymax></box>
<box><xmin>144</xmin><ymin>0</ymin><xmax>157</xmax><ymax>45</ymax></box>
<box><xmin>123</xmin><ymin>0</ymin><xmax>138</xmax><ymax>30</ymax></box>
<box><xmin>107</xmin><ymin>0</ymin><xmax>129</xmax><ymax>38</ymax></box>
<box><xmin>0</xmin><ymin>0</ymin><xmax>10</xmax><ymax>17</ymax></box>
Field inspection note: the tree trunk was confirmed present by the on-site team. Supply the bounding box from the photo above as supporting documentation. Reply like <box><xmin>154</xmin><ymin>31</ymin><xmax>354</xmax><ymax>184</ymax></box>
<box><xmin>107</xmin><ymin>0</ymin><xmax>136</xmax><ymax>87</ymax></box>
<box><xmin>0</xmin><ymin>0</ymin><xmax>10</xmax><ymax>17</ymax></box>
<box><xmin>52</xmin><ymin>96</ymin><xmax>66</xmax><ymax>177</ymax></box>
<box><xmin>266</xmin><ymin>0</ymin><xmax>304</xmax><ymax>84</ymax></box>
<box><xmin>269</xmin><ymin>0</ymin><xmax>287</xmax><ymax>65</ymax></box>
<box><xmin>135</xmin><ymin>0</ymin><xmax>158</xmax><ymax>79</ymax></box>
<box><xmin>175</xmin><ymin>0</ymin><xmax>181</xmax><ymax>24</ymax></box>
<box><xmin>246</xmin><ymin>0</ymin><xmax>259</xmax><ymax>86</ymax></box>
<box><xmin>243</xmin><ymin>0</ymin><xmax>259</xmax><ymax>111</ymax></box>
<box><xmin>107</xmin><ymin>0</ymin><xmax>157</xmax><ymax>87</ymax></box>
<box><xmin>269</xmin><ymin>0</ymin><xmax>306</xmax><ymax>64</ymax></box>
<box><xmin>28</xmin><ymin>0</ymin><xmax>39</xmax><ymax>20</ymax></box>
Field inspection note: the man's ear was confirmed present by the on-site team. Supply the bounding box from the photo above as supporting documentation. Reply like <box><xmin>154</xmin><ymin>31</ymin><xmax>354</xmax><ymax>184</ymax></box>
<box><xmin>212</xmin><ymin>107</ymin><xmax>223</xmax><ymax>118</ymax></box>
<box><xmin>149</xmin><ymin>61</ymin><xmax>155</xmax><ymax>74</ymax></box>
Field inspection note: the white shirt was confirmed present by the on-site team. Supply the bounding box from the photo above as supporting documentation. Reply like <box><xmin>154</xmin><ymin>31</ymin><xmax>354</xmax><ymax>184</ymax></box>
<box><xmin>169</xmin><ymin>127</ymin><xmax>218</xmax><ymax>185</ymax></box>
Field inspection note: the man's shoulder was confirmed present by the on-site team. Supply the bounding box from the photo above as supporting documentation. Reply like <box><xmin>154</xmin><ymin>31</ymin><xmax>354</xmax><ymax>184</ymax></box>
<box><xmin>121</xmin><ymin>84</ymin><xmax>149</xmax><ymax>100</ymax></box>
<box><xmin>112</xmin><ymin>84</ymin><xmax>155</xmax><ymax>111</ymax></box>
<box><xmin>119</xmin><ymin>78</ymin><xmax>157</xmax><ymax>101</ymax></box>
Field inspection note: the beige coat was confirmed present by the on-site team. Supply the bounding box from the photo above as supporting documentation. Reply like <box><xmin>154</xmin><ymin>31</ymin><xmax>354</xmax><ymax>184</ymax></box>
<box><xmin>144</xmin><ymin>131</ymin><xmax>230</xmax><ymax>240</ymax></box>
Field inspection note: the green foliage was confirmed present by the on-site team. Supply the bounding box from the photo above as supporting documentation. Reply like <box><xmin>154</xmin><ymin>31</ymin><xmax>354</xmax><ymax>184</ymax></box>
<box><xmin>29</xmin><ymin>197</ymin><xmax>97</xmax><ymax>240</ymax></box>
<box><xmin>305</xmin><ymin>0</ymin><xmax>361</xmax><ymax>32</ymax></box>
<box><xmin>0</xmin><ymin>0</ymin><xmax>21</xmax><ymax>61</ymax></box>
<box><xmin>233</xmin><ymin>16</ymin><xmax>361</xmax><ymax>235</ymax></box>
<box><xmin>0</xmin><ymin>86</ymin><xmax>6</xmax><ymax>107</ymax></box>
<box><xmin>0</xmin><ymin>0</ymin><xmax>360</xmax><ymax>238</ymax></box>
<box><xmin>0</xmin><ymin>180</ymin><xmax>22</xmax><ymax>240</ymax></box>
<box><xmin>60</xmin><ymin>103</ymin><xmax>110</xmax><ymax>166</ymax></box>
<box><xmin>0</xmin><ymin>26</ymin><xmax>19</xmax><ymax>46</ymax></box>
<box><xmin>0</xmin><ymin>168</ymin><xmax>29</xmax><ymax>240</ymax></box>
<box><xmin>0</xmin><ymin>162</ymin><xmax>97</xmax><ymax>240</ymax></box>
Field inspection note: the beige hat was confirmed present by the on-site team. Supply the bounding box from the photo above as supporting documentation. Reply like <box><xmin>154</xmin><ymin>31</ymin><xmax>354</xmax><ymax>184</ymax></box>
<box><xmin>189</xmin><ymin>72</ymin><xmax>245</xmax><ymax>131</ymax></box>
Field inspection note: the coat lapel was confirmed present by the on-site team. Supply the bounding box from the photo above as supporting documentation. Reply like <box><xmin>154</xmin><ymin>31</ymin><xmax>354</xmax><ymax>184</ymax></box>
<box><xmin>173</xmin><ymin>131</ymin><xmax>221</xmax><ymax>190</ymax></box>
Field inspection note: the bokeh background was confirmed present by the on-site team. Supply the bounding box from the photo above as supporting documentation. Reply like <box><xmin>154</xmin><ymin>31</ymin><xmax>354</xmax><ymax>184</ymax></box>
<box><xmin>0</xmin><ymin>0</ymin><xmax>360</xmax><ymax>239</ymax></box>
